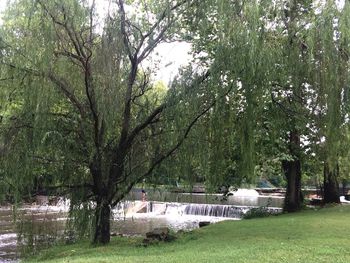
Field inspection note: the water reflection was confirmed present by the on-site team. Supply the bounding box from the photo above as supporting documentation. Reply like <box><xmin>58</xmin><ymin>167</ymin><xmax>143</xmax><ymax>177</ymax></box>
<box><xmin>0</xmin><ymin>206</ymin><xmax>67</xmax><ymax>263</ymax></box>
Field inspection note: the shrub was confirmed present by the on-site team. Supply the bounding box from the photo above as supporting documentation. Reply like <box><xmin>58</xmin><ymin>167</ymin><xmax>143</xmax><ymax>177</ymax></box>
<box><xmin>242</xmin><ymin>206</ymin><xmax>273</xmax><ymax>219</ymax></box>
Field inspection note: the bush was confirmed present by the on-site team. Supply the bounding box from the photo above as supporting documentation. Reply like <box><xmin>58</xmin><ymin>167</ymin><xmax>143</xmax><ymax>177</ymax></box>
<box><xmin>242</xmin><ymin>198</ymin><xmax>276</xmax><ymax>219</ymax></box>
<box><xmin>242</xmin><ymin>206</ymin><xmax>273</xmax><ymax>219</ymax></box>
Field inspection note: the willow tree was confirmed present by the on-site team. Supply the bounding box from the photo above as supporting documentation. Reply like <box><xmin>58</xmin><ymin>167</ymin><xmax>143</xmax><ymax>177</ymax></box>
<box><xmin>307</xmin><ymin>1</ymin><xmax>350</xmax><ymax>203</ymax></box>
<box><xmin>213</xmin><ymin>0</ymin><xmax>308</xmax><ymax>211</ymax></box>
<box><xmin>273</xmin><ymin>0</ymin><xmax>350</xmax><ymax>205</ymax></box>
<box><xmin>259</xmin><ymin>0</ymin><xmax>320</xmax><ymax>212</ymax></box>
<box><xmin>0</xmin><ymin>0</ymin><xmax>217</xmax><ymax>244</ymax></box>
<box><xmin>185</xmin><ymin>0</ymin><xmax>331</xmax><ymax>211</ymax></box>
<box><xmin>179</xmin><ymin>0</ymin><xmax>310</xmax><ymax>205</ymax></box>
<box><xmin>164</xmin><ymin>0</ymin><xmax>281</xmax><ymax>190</ymax></box>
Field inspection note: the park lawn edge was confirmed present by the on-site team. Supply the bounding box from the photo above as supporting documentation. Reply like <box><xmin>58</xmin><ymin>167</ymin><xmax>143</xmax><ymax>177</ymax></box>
<box><xmin>25</xmin><ymin>205</ymin><xmax>350</xmax><ymax>263</ymax></box>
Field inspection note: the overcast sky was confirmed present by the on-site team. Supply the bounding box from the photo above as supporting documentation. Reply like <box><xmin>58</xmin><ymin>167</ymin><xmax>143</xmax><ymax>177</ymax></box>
<box><xmin>0</xmin><ymin>1</ymin><xmax>6</xmax><ymax>22</ymax></box>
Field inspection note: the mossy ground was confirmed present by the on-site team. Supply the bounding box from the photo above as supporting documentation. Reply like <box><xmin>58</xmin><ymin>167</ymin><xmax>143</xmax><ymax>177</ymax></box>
<box><xmin>26</xmin><ymin>205</ymin><xmax>350</xmax><ymax>263</ymax></box>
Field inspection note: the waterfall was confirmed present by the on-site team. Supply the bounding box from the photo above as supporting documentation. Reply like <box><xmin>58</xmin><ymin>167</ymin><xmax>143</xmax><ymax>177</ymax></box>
<box><xmin>114</xmin><ymin>201</ymin><xmax>158</xmax><ymax>216</ymax></box>
<box><xmin>164</xmin><ymin>203</ymin><xmax>184</xmax><ymax>216</ymax></box>
<box><xmin>183</xmin><ymin>204</ymin><xmax>245</xmax><ymax>218</ymax></box>
<box><xmin>113</xmin><ymin>201</ymin><xmax>282</xmax><ymax>219</ymax></box>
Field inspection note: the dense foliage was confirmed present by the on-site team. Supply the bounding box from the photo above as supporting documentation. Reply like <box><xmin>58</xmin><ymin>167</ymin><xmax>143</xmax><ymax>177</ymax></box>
<box><xmin>0</xmin><ymin>0</ymin><xmax>350</xmax><ymax>244</ymax></box>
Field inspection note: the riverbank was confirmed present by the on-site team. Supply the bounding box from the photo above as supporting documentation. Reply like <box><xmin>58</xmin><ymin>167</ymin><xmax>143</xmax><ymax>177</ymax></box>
<box><xmin>25</xmin><ymin>205</ymin><xmax>350</xmax><ymax>263</ymax></box>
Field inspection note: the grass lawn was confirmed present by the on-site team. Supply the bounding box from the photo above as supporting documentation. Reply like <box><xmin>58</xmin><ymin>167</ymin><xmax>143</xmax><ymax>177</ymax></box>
<box><xmin>25</xmin><ymin>205</ymin><xmax>350</xmax><ymax>263</ymax></box>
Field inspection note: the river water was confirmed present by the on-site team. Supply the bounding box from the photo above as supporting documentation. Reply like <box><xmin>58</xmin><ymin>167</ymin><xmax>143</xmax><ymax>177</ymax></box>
<box><xmin>0</xmin><ymin>206</ymin><xmax>68</xmax><ymax>262</ymax></box>
<box><xmin>0</xmin><ymin>203</ymin><xmax>239</xmax><ymax>263</ymax></box>
<box><xmin>0</xmin><ymin>192</ymin><xmax>284</xmax><ymax>262</ymax></box>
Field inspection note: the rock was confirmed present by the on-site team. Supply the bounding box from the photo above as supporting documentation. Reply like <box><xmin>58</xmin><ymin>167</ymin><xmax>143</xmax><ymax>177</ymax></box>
<box><xmin>48</xmin><ymin>196</ymin><xmax>59</xmax><ymax>205</ymax></box>
<box><xmin>309</xmin><ymin>198</ymin><xmax>323</xmax><ymax>206</ymax></box>
<box><xmin>199</xmin><ymin>221</ymin><xmax>210</xmax><ymax>228</ymax></box>
<box><xmin>64</xmin><ymin>231</ymin><xmax>76</xmax><ymax>245</ymax></box>
<box><xmin>35</xmin><ymin>195</ymin><xmax>49</xmax><ymax>205</ymax></box>
<box><xmin>145</xmin><ymin>227</ymin><xmax>170</xmax><ymax>241</ymax></box>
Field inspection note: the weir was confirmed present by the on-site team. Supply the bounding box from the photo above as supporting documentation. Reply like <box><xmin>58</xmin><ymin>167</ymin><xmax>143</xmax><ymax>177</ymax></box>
<box><xmin>113</xmin><ymin>201</ymin><xmax>282</xmax><ymax>219</ymax></box>
<box><xmin>184</xmin><ymin>204</ymin><xmax>246</xmax><ymax>218</ymax></box>
<box><xmin>126</xmin><ymin>189</ymin><xmax>285</xmax><ymax>208</ymax></box>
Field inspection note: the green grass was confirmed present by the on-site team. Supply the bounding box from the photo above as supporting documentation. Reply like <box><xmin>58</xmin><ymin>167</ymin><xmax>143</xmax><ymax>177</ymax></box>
<box><xmin>25</xmin><ymin>205</ymin><xmax>350</xmax><ymax>263</ymax></box>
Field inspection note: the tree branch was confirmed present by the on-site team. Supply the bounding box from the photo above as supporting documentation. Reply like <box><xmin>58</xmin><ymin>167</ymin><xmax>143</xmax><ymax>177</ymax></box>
<box><xmin>46</xmin><ymin>72</ymin><xmax>86</xmax><ymax>117</ymax></box>
<box><xmin>111</xmin><ymin>85</ymin><xmax>230</xmax><ymax>207</ymax></box>
<box><xmin>118</xmin><ymin>0</ymin><xmax>134</xmax><ymax>61</ymax></box>
<box><xmin>0</xmin><ymin>61</ymin><xmax>85</xmax><ymax>118</ymax></box>
<box><xmin>125</xmin><ymin>104</ymin><xmax>165</xmax><ymax>147</ymax></box>
<box><xmin>138</xmin><ymin>1</ymin><xmax>189</xmax><ymax>63</ymax></box>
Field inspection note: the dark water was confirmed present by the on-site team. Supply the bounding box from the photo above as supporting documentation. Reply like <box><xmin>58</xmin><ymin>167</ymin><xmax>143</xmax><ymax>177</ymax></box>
<box><xmin>0</xmin><ymin>206</ymin><xmax>67</xmax><ymax>263</ymax></box>
<box><xmin>0</xmin><ymin>208</ymin><xmax>17</xmax><ymax>262</ymax></box>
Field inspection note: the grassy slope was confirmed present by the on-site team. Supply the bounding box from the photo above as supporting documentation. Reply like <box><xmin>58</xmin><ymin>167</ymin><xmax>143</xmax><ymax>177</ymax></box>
<box><xmin>26</xmin><ymin>205</ymin><xmax>350</xmax><ymax>263</ymax></box>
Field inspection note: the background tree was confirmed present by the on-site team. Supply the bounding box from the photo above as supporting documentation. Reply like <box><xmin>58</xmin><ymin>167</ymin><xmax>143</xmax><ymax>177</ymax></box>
<box><xmin>170</xmin><ymin>0</ymin><xmax>350</xmax><ymax>208</ymax></box>
<box><xmin>165</xmin><ymin>0</ymin><xmax>282</xmax><ymax>190</ymax></box>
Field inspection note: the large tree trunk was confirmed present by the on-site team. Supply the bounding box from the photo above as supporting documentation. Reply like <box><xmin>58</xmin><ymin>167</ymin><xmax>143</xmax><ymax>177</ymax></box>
<box><xmin>93</xmin><ymin>200</ymin><xmax>111</xmax><ymax>244</ymax></box>
<box><xmin>283</xmin><ymin>159</ymin><xmax>303</xmax><ymax>212</ymax></box>
<box><xmin>323</xmin><ymin>162</ymin><xmax>340</xmax><ymax>204</ymax></box>
<box><xmin>283</xmin><ymin>131</ymin><xmax>303</xmax><ymax>212</ymax></box>
<box><xmin>341</xmin><ymin>179</ymin><xmax>348</xmax><ymax>196</ymax></box>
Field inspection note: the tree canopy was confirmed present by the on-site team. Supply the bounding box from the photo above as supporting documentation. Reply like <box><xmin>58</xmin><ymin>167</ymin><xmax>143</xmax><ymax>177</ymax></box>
<box><xmin>1</xmin><ymin>0</ymin><xmax>350</xmax><ymax>245</ymax></box>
